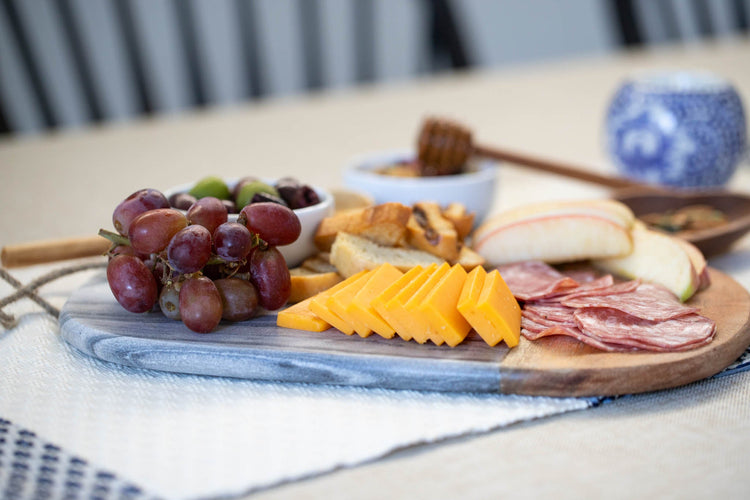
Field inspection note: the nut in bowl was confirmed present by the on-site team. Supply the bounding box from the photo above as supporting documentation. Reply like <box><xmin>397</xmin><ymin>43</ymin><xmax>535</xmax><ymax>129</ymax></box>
<box><xmin>164</xmin><ymin>177</ymin><xmax>334</xmax><ymax>268</ymax></box>
<box><xmin>342</xmin><ymin>149</ymin><xmax>498</xmax><ymax>224</ymax></box>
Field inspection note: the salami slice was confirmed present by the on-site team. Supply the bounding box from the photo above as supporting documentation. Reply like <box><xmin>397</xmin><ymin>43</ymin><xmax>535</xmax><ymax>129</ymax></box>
<box><xmin>521</xmin><ymin>321</ymin><xmax>640</xmax><ymax>352</ymax></box>
<box><xmin>497</xmin><ymin>261</ymin><xmax>579</xmax><ymax>301</ymax></box>
<box><xmin>574</xmin><ymin>308</ymin><xmax>716</xmax><ymax>351</ymax></box>
<box><xmin>522</xmin><ymin>303</ymin><xmax>577</xmax><ymax>327</ymax></box>
<box><xmin>545</xmin><ymin>275</ymin><xmax>618</xmax><ymax>300</ymax></box>
<box><xmin>562</xmin><ymin>282</ymin><xmax>698</xmax><ymax>321</ymax></box>
<box><xmin>561</xmin><ymin>269</ymin><xmax>600</xmax><ymax>283</ymax></box>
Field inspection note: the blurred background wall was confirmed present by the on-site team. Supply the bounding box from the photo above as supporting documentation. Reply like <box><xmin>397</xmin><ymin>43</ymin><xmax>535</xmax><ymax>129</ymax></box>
<box><xmin>0</xmin><ymin>0</ymin><xmax>748</xmax><ymax>136</ymax></box>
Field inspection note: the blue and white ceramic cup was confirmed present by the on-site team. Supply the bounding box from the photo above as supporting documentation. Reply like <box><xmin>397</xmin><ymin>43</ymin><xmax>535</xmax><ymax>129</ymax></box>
<box><xmin>606</xmin><ymin>71</ymin><xmax>747</xmax><ymax>188</ymax></box>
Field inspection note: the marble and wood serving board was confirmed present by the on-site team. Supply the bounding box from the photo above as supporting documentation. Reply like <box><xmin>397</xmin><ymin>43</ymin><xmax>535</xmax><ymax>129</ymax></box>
<box><xmin>59</xmin><ymin>268</ymin><xmax>750</xmax><ymax>397</ymax></box>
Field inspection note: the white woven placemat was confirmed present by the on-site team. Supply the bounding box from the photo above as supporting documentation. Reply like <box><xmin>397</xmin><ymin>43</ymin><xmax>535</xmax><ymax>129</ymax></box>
<box><xmin>0</xmin><ymin>262</ymin><xmax>597</xmax><ymax>499</ymax></box>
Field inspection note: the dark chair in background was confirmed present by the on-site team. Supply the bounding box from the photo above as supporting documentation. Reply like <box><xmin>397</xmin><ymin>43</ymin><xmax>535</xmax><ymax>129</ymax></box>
<box><xmin>1</xmin><ymin>0</ymin><xmax>746</xmax><ymax>136</ymax></box>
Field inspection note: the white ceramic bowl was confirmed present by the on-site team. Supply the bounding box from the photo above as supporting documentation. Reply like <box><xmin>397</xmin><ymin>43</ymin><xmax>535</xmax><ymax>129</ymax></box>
<box><xmin>164</xmin><ymin>178</ymin><xmax>334</xmax><ymax>268</ymax></box>
<box><xmin>343</xmin><ymin>149</ymin><xmax>498</xmax><ymax>223</ymax></box>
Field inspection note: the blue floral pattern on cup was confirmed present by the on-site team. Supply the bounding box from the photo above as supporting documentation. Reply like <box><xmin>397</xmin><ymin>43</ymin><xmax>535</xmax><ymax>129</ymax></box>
<box><xmin>606</xmin><ymin>71</ymin><xmax>747</xmax><ymax>188</ymax></box>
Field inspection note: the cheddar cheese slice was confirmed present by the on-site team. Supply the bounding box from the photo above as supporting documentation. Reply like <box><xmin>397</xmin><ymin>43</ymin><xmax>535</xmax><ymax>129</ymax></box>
<box><xmin>309</xmin><ymin>270</ymin><xmax>369</xmax><ymax>335</ymax></box>
<box><xmin>403</xmin><ymin>262</ymin><xmax>451</xmax><ymax>345</ymax></box>
<box><xmin>276</xmin><ymin>296</ymin><xmax>330</xmax><ymax>332</ymax></box>
<box><xmin>458</xmin><ymin>267</ymin><xmax>521</xmax><ymax>347</ymax></box>
<box><xmin>327</xmin><ymin>270</ymin><xmax>375</xmax><ymax>338</ymax></box>
<box><xmin>371</xmin><ymin>265</ymin><xmax>425</xmax><ymax>341</ymax></box>
<box><xmin>420</xmin><ymin>264</ymin><xmax>471</xmax><ymax>347</ymax></box>
<box><xmin>375</xmin><ymin>263</ymin><xmax>438</xmax><ymax>342</ymax></box>
<box><xmin>289</xmin><ymin>271</ymin><xmax>343</xmax><ymax>303</ymax></box>
<box><xmin>347</xmin><ymin>262</ymin><xmax>404</xmax><ymax>339</ymax></box>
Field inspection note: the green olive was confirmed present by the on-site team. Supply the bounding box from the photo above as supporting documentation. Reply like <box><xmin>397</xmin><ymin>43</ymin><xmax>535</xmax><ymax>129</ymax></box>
<box><xmin>189</xmin><ymin>176</ymin><xmax>231</xmax><ymax>200</ymax></box>
<box><xmin>236</xmin><ymin>180</ymin><xmax>279</xmax><ymax>209</ymax></box>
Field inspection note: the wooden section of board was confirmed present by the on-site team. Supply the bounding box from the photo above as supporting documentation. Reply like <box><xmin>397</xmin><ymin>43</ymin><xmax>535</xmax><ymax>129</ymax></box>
<box><xmin>59</xmin><ymin>268</ymin><xmax>750</xmax><ymax>397</ymax></box>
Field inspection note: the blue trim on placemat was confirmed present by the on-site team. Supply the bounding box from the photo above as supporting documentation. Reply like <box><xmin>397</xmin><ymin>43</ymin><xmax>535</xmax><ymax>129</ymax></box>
<box><xmin>713</xmin><ymin>346</ymin><xmax>750</xmax><ymax>378</ymax></box>
<box><xmin>0</xmin><ymin>418</ymin><xmax>160</xmax><ymax>500</ymax></box>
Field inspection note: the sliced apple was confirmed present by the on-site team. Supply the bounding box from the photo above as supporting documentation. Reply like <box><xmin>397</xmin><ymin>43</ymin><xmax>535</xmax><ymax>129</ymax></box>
<box><xmin>592</xmin><ymin>224</ymin><xmax>701</xmax><ymax>302</ymax></box>
<box><xmin>672</xmin><ymin>233</ymin><xmax>710</xmax><ymax>291</ymax></box>
<box><xmin>473</xmin><ymin>199</ymin><xmax>635</xmax><ymax>265</ymax></box>
<box><xmin>479</xmin><ymin>199</ymin><xmax>635</xmax><ymax>231</ymax></box>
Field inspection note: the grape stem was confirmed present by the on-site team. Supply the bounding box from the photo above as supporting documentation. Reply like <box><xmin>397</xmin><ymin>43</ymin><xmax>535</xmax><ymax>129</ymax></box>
<box><xmin>98</xmin><ymin>228</ymin><xmax>131</xmax><ymax>247</ymax></box>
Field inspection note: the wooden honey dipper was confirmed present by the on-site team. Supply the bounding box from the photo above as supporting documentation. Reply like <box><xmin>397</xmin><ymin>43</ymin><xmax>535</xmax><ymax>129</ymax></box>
<box><xmin>416</xmin><ymin>116</ymin><xmax>647</xmax><ymax>189</ymax></box>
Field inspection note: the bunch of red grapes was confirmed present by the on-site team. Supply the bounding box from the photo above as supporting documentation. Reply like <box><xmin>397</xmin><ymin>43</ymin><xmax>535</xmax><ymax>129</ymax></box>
<box><xmin>101</xmin><ymin>188</ymin><xmax>301</xmax><ymax>333</ymax></box>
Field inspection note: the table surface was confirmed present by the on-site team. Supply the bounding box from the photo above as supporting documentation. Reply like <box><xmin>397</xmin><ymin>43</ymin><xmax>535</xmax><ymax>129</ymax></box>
<box><xmin>2</xmin><ymin>37</ymin><xmax>750</xmax><ymax>499</ymax></box>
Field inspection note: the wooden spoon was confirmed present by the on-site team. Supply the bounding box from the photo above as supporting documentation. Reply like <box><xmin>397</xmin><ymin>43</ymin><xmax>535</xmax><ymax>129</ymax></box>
<box><xmin>416</xmin><ymin>116</ymin><xmax>750</xmax><ymax>256</ymax></box>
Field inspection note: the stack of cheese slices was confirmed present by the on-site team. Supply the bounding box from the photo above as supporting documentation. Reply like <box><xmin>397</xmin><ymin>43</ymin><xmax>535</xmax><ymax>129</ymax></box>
<box><xmin>278</xmin><ymin>261</ymin><xmax>521</xmax><ymax>348</ymax></box>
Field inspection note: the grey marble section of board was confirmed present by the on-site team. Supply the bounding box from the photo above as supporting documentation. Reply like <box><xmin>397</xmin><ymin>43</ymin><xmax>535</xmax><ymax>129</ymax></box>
<box><xmin>60</xmin><ymin>275</ymin><xmax>507</xmax><ymax>393</ymax></box>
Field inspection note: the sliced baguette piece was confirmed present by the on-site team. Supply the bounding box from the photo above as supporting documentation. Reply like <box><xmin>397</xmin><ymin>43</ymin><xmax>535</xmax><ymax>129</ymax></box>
<box><xmin>330</xmin><ymin>232</ymin><xmax>444</xmax><ymax>278</ymax></box>
<box><xmin>314</xmin><ymin>202</ymin><xmax>411</xmax><ymax>251</ymax></box>
<box><xmin>300</xmin><ymin>252</ymin><xmax>337</xmax><ymax>273</ymax></box>
<box><xmin>454</xmin><ymin>245</ymin><xmax>485</xmax><ymax>269</ymax></box>
<box><xmin>442</xmin><ymin>202</ymin><xmax>475</xmax><ymax>240</ymax></box>
<box><xmin>407</xmin><ymin>201</ymin><xmax>460</xmax><ymax>261</ymax></box>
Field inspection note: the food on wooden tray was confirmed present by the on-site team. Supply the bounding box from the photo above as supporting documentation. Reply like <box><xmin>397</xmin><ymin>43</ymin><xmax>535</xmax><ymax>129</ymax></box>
<box><xmin>316</xmin><ymin>201</ymin><xmax>484</xmax><ymax>278</ymax></box>
<box><xmin>420</xmin><ymin>263</ymin><xmax>472</xmax><ymax>347</ymax></box>
<box><xmin>169</xmin><ymin>176</ymin><xmax>321</xmax><ymax>214</ymax></box>
<box><xmin>499</xmin><ymin>261</ymin><xmax>716</xmax><ymax>352</ymax></box>
<box><xmin>288</xmin><ymin>269</ymin><xmax>343</xmax><ymax>304</ymax></box>
<box><xmin>308</xmin><ymin>271</ymin><xmax>369</xmax><ymax>335</ymax></box>
<box><xmin>101</xmin><ymin>188</ymin><xmax>301</xmax><ymax>333</ymax></box>
<box><xmin>592</xmin><ymin>222</ymin><xmax>708</xmax><ymax>302</ymax></box>
<box><xmin>457</xmin><ymin>266</ymin><xmax>522</xmax><ymax>348</ymax></box>
<box><xmin>277</xmin><ymin>296</ymin><xmax>330</xmax><ymax>332</ymax></box>
<box><xmin>473</xmin><ymin>199</ymin><xmax>635</xmax><ymax>265</ymax></box>
<box><xmin>348</xmin><ymin>262</ymin><xmax>404</xmax><ymax>339</ymax></box>
<box><xmin>327</xmin><ymin>270</ymin><xmax>377</xmax><ymax>337</ymax></box>
<box><xmin>112</xmin><ymin>188</ymin><xmax>171</xmax><ymax>235</ymax></box>
<box><xmin>371</xmin><ymin>265</ymin><xmax>426</xmax><ymax>341</ymax></box>
<box><xmin>276</xmin><ymin>263</ymin><xmax>523</xmax><ymax>348</ymax></box>
<box><xmin>399</xmin><ymin>262</ymin><xmax>450</xmax><ymax>344</ymax></box>
<box><xmin>640</xmin><ymin>204</ymin><xmax>729</xmax><ymax>233</ymax></box>
<box><xmin>441</xmin><ymin>202</ymin><xmax>475</xmax><ymax>240</ymax></box>
<box><xmin>375</xmin><ymin>263</ymin><xmax>440</xmax><ymax>343</ymax></box>
<box><xmin>330</xmin><ymin>232</ymin><xmax>443</xmax><ymax>278</ymax></box>
<box><xmin>313</xmin><ymin>202</ymin><xmax>411</xmax><ymax>251</ymax></box>
<box><xmin>407</xmin><ymin>202</ymin><xmax>461</xmax><ymax>261</ymax></box>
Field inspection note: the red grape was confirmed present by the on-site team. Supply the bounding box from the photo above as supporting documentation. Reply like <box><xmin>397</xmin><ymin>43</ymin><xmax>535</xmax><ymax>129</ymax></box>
<box><xmin>248</xmin><ymin>246</ymin><xmax>291</xmax><ymax>310</ymax></box>
<box><xmin>187</xmin><ymin>196</ymin><xmax>228</xmax><ymax>235</ymax></box>
<box><xmin>240</xmin><ymin>202</ymin><xmax>301</xmax><ymax>246</ymax></box>
<box><xmin>179</xmin><ymin>277</ymin><xmax>223</xmax><ymax>333</ymax></box>
<box><xmin>107</xmin><ymin>254</ymin><xmax>158</xmax><ymax>313</ymax></box>
<box><xmin>112</xmin><ymin>189</ymin><xmax>170</xmax><ymax>235</ymax></box>
<box><xmin>214</xmin><ymin>278</ymin><xmax>259</xmax><ymax>322</ymax></box>
<box><xmin>167</xmin><ymin>225</ymin><xmax>212</xmax><ymax>273</ymax></box>
<box><xmin>128</xmin><ymin>208</ymin><xmax>188</xmax><ymax>254</ymax></box>
<box><xmin>159</xmin><ymin>282</ymin><xmax>181</xmax><ymax>320</ymax></box>
<box><xmin>109</xmin><ymin>244</ymin><xmax>139</xmax><ymax>259</ymax></box>
<box><xmin>213</xmin><ymin>222</ymin><xmax>253</xmax><ymax>262</ymax></box>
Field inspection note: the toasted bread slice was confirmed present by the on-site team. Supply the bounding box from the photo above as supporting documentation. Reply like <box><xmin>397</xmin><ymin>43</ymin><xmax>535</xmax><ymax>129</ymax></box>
<box><xmin>330</xmin><ymin>232</ymin><xmax>444</xmax><ymax>278</ymax></box>
<box><xmin>300</xmin><ymin>252</ymin><xmax>337</xmax><ymax>274</ymax></box>
<box><xmin>442</xmin><ymin>202</ymin><xmax>475</xmax><ymax>240</ymax></box>
<box><xmin>314</xmin><ymin>202</ymin><xmax>411</xmax><ymax>252</ymax></box>
<box><xmin>454</xmin><ymin>245</ymin><xmax>485</xmax><ymax>269</ymax></box>
<box><xmin>407</xmin><ymin>202</ymin><xmax>460</xmax><ymax>261</ymax></box>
